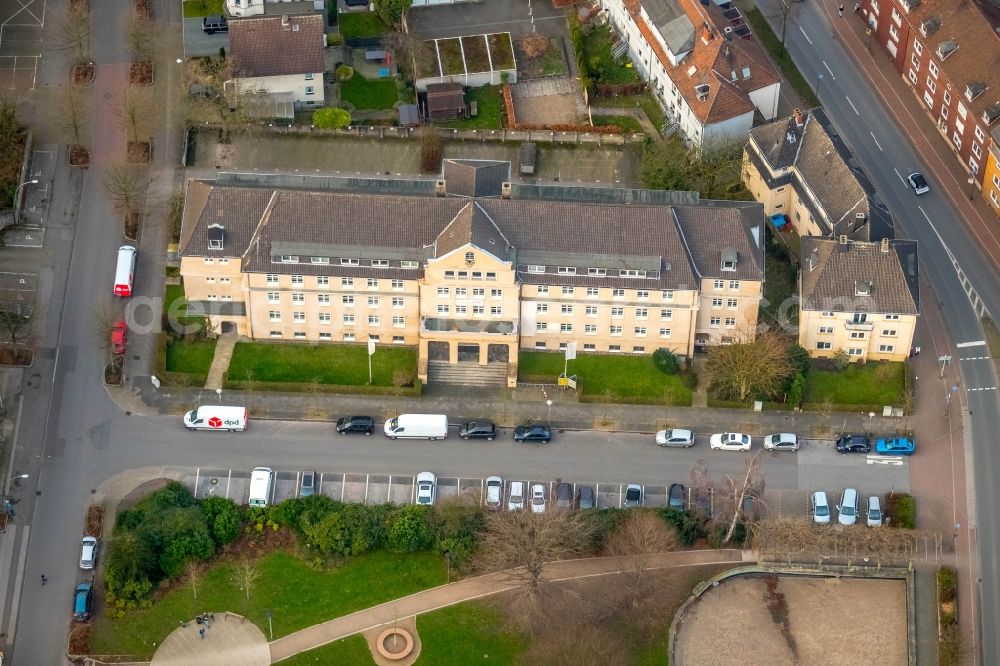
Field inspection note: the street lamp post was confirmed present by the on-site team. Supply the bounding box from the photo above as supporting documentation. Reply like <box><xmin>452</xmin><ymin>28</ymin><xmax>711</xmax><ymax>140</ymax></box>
<box><xmin>546</xmin><ymin>399</ymin><xmax>553</xmax><ymax>424</ymax></box>
<box><xmin>13</xmin><ymin>179</ymin><xmax>39</xmax><ymax>227</ymax></box>
<box><xmin>968</xmin><ymin>176</ymin><xmax>976</xmax><ymax>200</ymax></box>
<box><xmin>867</xmin><ymin>411</ymin><xmax>875</xmax><ymax>436</ymax></box>
<box><xmin>815</xmin><ymin>73</ymin><xmax>824</xmax><ymax>100</ymax></box>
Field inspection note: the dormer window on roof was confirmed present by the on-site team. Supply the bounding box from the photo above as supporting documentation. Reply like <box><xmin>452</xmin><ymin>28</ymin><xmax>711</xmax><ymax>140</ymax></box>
<box><xmin>854</xmin><ymin>279</ymin><xmax>872</xmax><ymax>297</ymax></box>
<box><xmin>695</xmin><ymin>84</ymin><xmax>710</xmax><ymax>101</ymax></box>
<box><xmin>902</xmin><ymin>0</ymin><xmax>922</xmax><ymax>13</ymax></box>
<box><xmin>741</xmin><ymin>66</ymin><xmax>751</xmax><ymax>79</ymax></box>
<box><xmin>965</xmin><ymin>82</ymin><xmax>986</xmax><ymax>102</ymax></box>
<box><xmin>721</xmin><ymin>247</ymin><xmax>738</xmax><ymax>271</ymax></box>
<box><xmin>919</xmin><ymin>16</ymin><xmax>940</xmax><ymax>37</ymax></box>
<box><xmin>983</xmin><ymin>103</ymin><xmax>1000</xmax><ymax>125</ymax></box>
<box><xmin>936</xmin><ymin>40</ymin><xmax>958</xmax><ymax>60</ymax></box>
<box><xmin>207</xmin><ymin>223</ymin><xmax>224</xmax><ymax>250</ymax></box>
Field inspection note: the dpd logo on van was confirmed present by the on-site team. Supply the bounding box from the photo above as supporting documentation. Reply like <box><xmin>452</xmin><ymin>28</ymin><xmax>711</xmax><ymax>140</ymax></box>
<box><xmin>208</xmin><ymin>416</ymin><xmax>223</xmax><ymax>428</ymax></box>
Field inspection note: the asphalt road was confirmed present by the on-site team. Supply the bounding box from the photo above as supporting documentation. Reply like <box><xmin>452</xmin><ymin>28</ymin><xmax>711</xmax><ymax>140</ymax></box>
<box><xmin>753</xmin><ymin>2</ymin><xmax>1000</xmax><ymax>662</ymax></box>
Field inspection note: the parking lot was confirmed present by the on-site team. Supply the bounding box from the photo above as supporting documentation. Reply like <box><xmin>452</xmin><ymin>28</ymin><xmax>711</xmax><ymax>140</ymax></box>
<box><xmin>0</xmin><ymin>0</ymin><xmax>45</xmax><ymax>91</ymax></box>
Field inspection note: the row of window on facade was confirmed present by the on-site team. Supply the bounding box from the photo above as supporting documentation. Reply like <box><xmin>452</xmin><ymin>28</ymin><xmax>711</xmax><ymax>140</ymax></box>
<box><xmin>522</xmin><ymin>265</ymin><xmax>657</xmax><ymax>279</ymax></box>
<box><xmin>534</xmin><ymin>341</ymin><xmax>653</xmax><ymax>353</ymax></box>
<box><xmin>535</xmin><ymin>323</ymin><xmax>679</xmax><ymax>337</ymax></box>
<box><xmin>817</xmin><ymin>342</ymin><xmax>896</xmax><ymax>353</ymax></box>
<box><xmin>267</xmin><ymin>313</ymin><xmax>408</xmax><ymax>325</ymax></box>
<box><xmin>821</xmin><ymin>312</ymin><xmax>901</xmax><ymax>321</ymax></box>
<box><xmin>816</xmin><ymin>325</ymin><xmax>900</xmax><ymax>337</ymax></box>
<box><xmin>272</xmin><ymin>255</ymin><xmax>423</xmax><ymax>269</ymax></box>
<box><xmin>269</xmin><ymin>331</ymin><xmax>409</xmax><ymax>342</ymax></box>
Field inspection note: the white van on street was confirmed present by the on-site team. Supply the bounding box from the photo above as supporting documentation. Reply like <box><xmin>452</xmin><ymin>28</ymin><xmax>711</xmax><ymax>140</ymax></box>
<box><xmin>183</xmin><ymin>405</ymin><xmax>248</xmax><ymax>432</ymax></box>
<box><xmin>248</xmin><ymin>467</ymin><xmax>275</xmax><ymax>508</ymax></box>
<box><xmin>383</xmin><ymin>414</ymin><xmax>448</xmax><ymax>440</ymax></box>
<box><xmin>113</xmin><ymin>246</ymin><xmax>137</xmax><ymax>297</ymax></box>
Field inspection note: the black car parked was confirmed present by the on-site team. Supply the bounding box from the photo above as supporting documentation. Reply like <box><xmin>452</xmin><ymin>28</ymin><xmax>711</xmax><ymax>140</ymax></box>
<box><xmin>458</xmin><ymin>420</ymin><xmax>497</xmax><ymax>440</ymax></box>
<box><xmin>577</xmin><ymin>485</ymin><xmax>595</xmax><ymax>509</ymax></box>
<box><xmin>201</xmin><ymin>15</ymin><xmax>228</xmax><ymax>34</ymax></box>
<box><xmin>336</xmin><ymin>415</ymin><xmax>375</xmax><ymax>435</ymax></box>
<box><xmin>513</xmin><ymin>424</ymin><xmax>552</xmax><ymax>443</ymax></box>
<box><xmin>835</xmin><ymin>433</ymin><xmax>871</xmax><ymax>454</ymax></box>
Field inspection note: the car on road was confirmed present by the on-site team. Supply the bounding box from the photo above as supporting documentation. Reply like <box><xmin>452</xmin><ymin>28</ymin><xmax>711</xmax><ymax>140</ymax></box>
<box><xmin>836</xmin><ymin>433</ymin><xmax>871</xmax><ymax>454</ymax></box>
<box><xmin>111</xmin><ymin>320</ymin><xmax>127</xmax><ymax>355</ymax></box>
<box><xmin>73</xmin><ymin>582</ymin><xmax>93</xmax><ymax>621</ymax></box>
<box><xmin>763</xmin><ymin>433</ymin><xmax>799</xmax><ymax>451</ymax></box>
<box><xmin>459</xmin><ymin>421</ymin><xmax>497</xmax><ymax>441</ymax></box>
<box><xmin>709</xmin><ymin>432</ymin><xmax>752</xmax><ymax>451</ymax></box>
<box><xmin>416</xmin><ymin>472</ymin><xmax>436</xmax><ymax>506</ymax></box>
<box><xmin>837</xmin><ymin>488</ymin><xmax>860</xmax><ymax>526</ymax></box>
<box><xmin>530</xmin><ymin>484</ymin><xmax>547</xmax><ymax>513</ymax></box>
<box><xmin>299</xmin><ymin>470</ymin><xmax>316</xmax><ymax>497</ymax></box>
<box><xmin>79</xmin><ymin>537</ymin><xmax>99</xmax><ymax>570</ymax></box>
<box><xmin>867</xmin><ymin>495</ymin><xmax>883</xmax><ymax>527</ymax></box>
<box><xmin>876</xmin><ymin>436</ymin><xmax>915</xmax><ymax>455</ymax></box>
<box><xmin>655</xmin><ymin>428</ymin><xmax>694</xmax><ymax>448</ymax></box>
<box><xmin>336</xmin><ymin>416</ymin><xmax>375</xmax><ymax>435</ymax></box>
<box><xmin>513</xmin><ymin>424</ymin><xmax>552</xmax><ymax>443</ymax></box>
<box><xmin>508</xmin><ymin>481</ymin><xmax>525</xmax><ymax>511</ymax></box>
<box><xmin>555</xmin><ymin>482</ymin><xmax>573</xmax><ymax>510</ymax></box>
<box><xmin>668</xmin><ymin>483</ymin><xmax>686</xmax><ymax>509</ymax></box>
<box><xmin>624</xmin><ymin>484</ymin><xmax>643</xmax><ymax>508</ymax></box>
<box><xmin>907</xmin><ymin>172</ymin><xmax>930</xmax><ymax>195</ymax></box>
<box><xmin>577</xmin><ymin>485</ymin><xmax>595</xmax><ymax>510</ymax></box>
<box><xmin>485</xmin><ymin>476</ymin><xmax>503</xmax><ymax>509</ymax></box>
<box><xmin>811</xmin><ymin>491</ymin><xmax>831</xmax><ymax>525</ymax></box>
<box><xmin>201</xmin><ymin>15</ymin><xmax>228</xmax><ymax>34</ymax></box>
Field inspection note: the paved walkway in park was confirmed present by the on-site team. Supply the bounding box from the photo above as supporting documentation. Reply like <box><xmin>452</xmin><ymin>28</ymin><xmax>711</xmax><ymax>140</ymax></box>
<box><xmin>151</xmin><ymin>612</ymin><xmax>270</xmax><ymax>665</ymax></box>
<box><xmin>267</xmin><ymin>549</ymin><xmax>748</xmax><ymax>662</ymax></box>
<box><xmin>204</xmin><ymin>334</ymin><xmax>240</xmax><ymax>390</ymax></box>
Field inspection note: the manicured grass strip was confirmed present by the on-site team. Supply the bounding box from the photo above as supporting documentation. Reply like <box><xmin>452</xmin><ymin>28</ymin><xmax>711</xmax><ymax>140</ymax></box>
<box><xmin>182</xmin><ymin>0</ymin><xmax>224</xmax><ymax>18</ymax></box>
<box><xmin>982</xmin><ymin>317</ymin><xmax>1000</xmax><ymax>358</ymax></box>
<box><xmin>227</xmin><ymin>341</ymin><xmax>417</xmax><ymax>386</ymax></box>
<box><xmin>803</xmin><ymin>361</ymin><xmax>905</xmax><ymax>406</ymax></box>
<box><xmin>518</xmin><ymin>351</ymin><xmax>692</xmax><ymax>405</ymax></box>
<box><xmin>90</xmin><ymin>550</ymin><xmax>447</xmax><ymax>659</ymax></box>
<box><xmin>165</xmin><ymin>339</ymin><xmax>216</xmax><ymax>374</ymax></box>
<box><xmin>414</xmin><ymin>600</ymin><xmax>528</xmax><ymax>665</ymax></box>
<box><xmin>438</xmin><ymin>85</ymin><xmax>502</xmax><ymax>129</ymax></box>
<box><xmin>338</xmin><ymin>12</ymin><xmax>391</xmax><ymax>40</ymax></box>
<box><xmin>592</xmin><ymin>114</ymin><xmax>646</xmax><ymax>134</ymax></box>
<box><xmin>744</xmin><ymin>9</ymin><xmax>820</xmax><ymax>108</ymax></box>
<box><xmin>341</xmin><ymin>74</ymin><xmax>399</xmax><ymax>110</ymax></box>
<box><xmin>279</xmin><ymin>635</ymin><xmax>373</xmax><ymax>664</ymax></box>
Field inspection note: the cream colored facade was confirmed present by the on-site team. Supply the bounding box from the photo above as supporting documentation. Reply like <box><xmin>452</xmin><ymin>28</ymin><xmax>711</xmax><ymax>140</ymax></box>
<box><xmin>798</xmin><ymin>309</ymin><xmax>916</xmax><ymax>363</ymax></box>
<box><xmin>694</xmin><ymin>277</ymin><xmax>763</xmax><ymax>347</ymax></box>
<box><xmin>741</xmin><ymin>155</ymin><xmax>829</xmax><ymax>236</ymax></box>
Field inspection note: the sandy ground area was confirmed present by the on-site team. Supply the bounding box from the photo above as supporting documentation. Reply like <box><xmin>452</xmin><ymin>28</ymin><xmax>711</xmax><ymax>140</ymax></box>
<box><xmin>674</xmin><ymin>575</ymin><xmax>908</xmax><ymax>666</ymax></box>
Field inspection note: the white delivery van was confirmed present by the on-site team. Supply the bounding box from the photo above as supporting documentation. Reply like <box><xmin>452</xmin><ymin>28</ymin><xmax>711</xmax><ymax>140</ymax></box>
<box><xmin>113</xmin><ymin>246</ymin><xmax>137</xmax><ymax>297</ymax></box>
<box><xmin>383</xmin><ymin>414</ymin><xmax>449</xmax><ymax>440</ymax></box>
<box><xmin>248</xmin><ymin>467</ymin><xmax>275</xmax><ymax>508</ymax></box>
<box><xmin>183</xmin><ymin>405</ymin><xmax>248</xmax><ymax>432</ymax></box>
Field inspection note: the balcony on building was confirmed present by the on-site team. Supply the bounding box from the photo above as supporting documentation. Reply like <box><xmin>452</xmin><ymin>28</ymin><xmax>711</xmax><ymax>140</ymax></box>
<box><xmin>421</xmin><ymin>317</ymin><xmax>517</xmax><ymax>336</ymax></box>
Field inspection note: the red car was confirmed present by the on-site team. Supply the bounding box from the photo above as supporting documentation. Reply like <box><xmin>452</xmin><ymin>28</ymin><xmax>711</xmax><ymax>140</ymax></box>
<box><xmin>111</xmin><ymin>320</ymin><xmax>127</xmax><ymax>354</ymax></box>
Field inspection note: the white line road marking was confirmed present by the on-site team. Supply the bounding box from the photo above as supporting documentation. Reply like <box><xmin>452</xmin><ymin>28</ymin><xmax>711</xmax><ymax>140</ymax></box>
<box><xmin>894</xmin><ymin>168</ymin><xmax>906</xmax><ymax>184</ymax></box>
<box><xmin>870</xmin><ymin>132</ymin><xmax>883</xmax><ymax>151</ymax></box>
<box><xmin>846</xmin><ymin>96</ymin><xmax>860</xmax><ymax>115</ymax></box>
<box><xmin>799</xmin><ymin>26</ymin><xmax>813</xmax><ymax>44</ymax></box>
<box><xmin>957</xmin><ymin>340</ymin><xmax>986</xmax><ymax>348</ymax></box>
<box><xmin>823</xmin><ymin>61</ymin><xmax>835</xmax><ymax>79</ymax></box>
<box><xmin>969</xmin><ymin>387</ymin><xmax>997</xmax><ymax>392</ymax></box>
<box><xmin>960</xmin><ymin>356</ymin><xmax>991</xmax><ymax>361</ymax></box>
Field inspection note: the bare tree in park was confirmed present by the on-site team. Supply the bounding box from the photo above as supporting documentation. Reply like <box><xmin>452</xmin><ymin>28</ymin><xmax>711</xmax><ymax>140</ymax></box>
<box><xmin>234</xmin><ymin>558</ymin><xmax>260</xmax><ymax>600</ymax></box>
<box><xmin>706</xmin><ymin>329</ymin><xmax>793</xmax><ymax>403</ymax></box>
<box><xmin>606</xmin><ymin>511</ymin><xmax>679</xmax><ymax>603</ymax></box>
<box><xmin>185</xmin><ymin>560</ymin><xmax>202</xmax><ymax>599</ymax></box>
<box><xmin>717</xmin><ymin>452</ymin><xmax>765</xmax><ymax>544</ymax></box>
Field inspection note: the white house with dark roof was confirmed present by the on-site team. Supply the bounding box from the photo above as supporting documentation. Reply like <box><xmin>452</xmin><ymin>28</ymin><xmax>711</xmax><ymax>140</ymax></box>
<box><xmin>226</xmin><ymin>14</ymin><xmax>326</xmax><ymax>111</ymax></box>
<box><xmin>178</xmin><ymin>172</ymin><xmax>764</xmax><ymax>386</ymax></box>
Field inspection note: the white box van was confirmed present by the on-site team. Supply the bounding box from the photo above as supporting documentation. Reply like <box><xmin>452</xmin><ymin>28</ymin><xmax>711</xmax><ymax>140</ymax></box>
<box><xmin>183</xmin><ymin>405</ymin><xmax>248</xmax><ymax>432</ymax></box>
<box><xmin>383</xmin><ymin>414</ymin><xmax>448</xmax><ymax>440</ymax></box>
<box><xmin>248</xmin><ymin>467</ymin><xmax>275</xmax><ymax>508</ymax></box>
<box><xmin>114</xmin><ymin>246</ymin><xmax>137</xmax><ymax>297</ymax></box>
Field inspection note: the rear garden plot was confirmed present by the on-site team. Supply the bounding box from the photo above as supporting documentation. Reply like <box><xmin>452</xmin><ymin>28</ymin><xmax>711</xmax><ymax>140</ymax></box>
<box><xmin>415</xmin><ymin>33</ymin><xmax>517</xmax><ymax>91</ymax></box>
<box><xmin>182</xmin><ymin>0</ymin><xmax>224</xmax><ymax>17</ymax></box>
<box><xmin>437</xmin><ymin>85</ymin><xmax>502</xmax><ymax>129</ymax></box>
<box><xmin>338</xmin><ymin>12</ymin><xmax>391</xmax><ymax>41</ymax></box>
<box><xmin>340</xmin><ymin>72</ymin><xmax>399</xmax><ymax>110</ymax></box>
<box><xmin>514</xmin><ymin>35</ymin><xmax>567</xmax><ymax>79</ymax></box>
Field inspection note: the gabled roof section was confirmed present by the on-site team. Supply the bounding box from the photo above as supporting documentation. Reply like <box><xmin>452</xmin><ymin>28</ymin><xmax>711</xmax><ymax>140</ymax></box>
<box><xmin>672</xmin><ymin>202</ymin><xmax>765</xmax><ymax>281</ymax></box>
<box><xmin>443</xmin><ymin>159</ymin><xmax>511</xmax><ymax>198</ymax></box>
<box><xmin>229</xmin><ymin>14</ymin><xmax>325</xmax><ymax>78</ymax></box>
<box><xmin>639</xmin><ymin>0</ymin><xmax>695</xmax><ymax>55</ymax></box>
<box><xmin>434</xmin><ymin>202</ymin><xmax>512</xmax><ymax>261</ymax></box>
<box><xmin>178</xmin><ymin>181</ymin><xmax>273</xmax><ymax>257</ymax></box>
<box><xmin>800</xmin><ymin>237</ymin><xmax>919</xmax><ymax>315</ymax></box>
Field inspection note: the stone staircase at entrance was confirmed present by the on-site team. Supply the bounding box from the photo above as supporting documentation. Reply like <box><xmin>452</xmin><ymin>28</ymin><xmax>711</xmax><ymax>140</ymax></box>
<box><xmin>427</xmin><ymin>360</ymin><xmax>507</xmax><ymax>387</ymax></box>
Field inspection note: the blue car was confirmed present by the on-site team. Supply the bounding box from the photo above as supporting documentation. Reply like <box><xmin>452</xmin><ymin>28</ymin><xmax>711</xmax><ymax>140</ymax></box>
<box><xmin>876</xmin><ymin>436</ymin><xmax>915</xmax><ymax>455</ymax></box>
<box><xmin>73</xmin><ymin>582</ymin><xmax>93</xmax><ymax>621</ymax></box>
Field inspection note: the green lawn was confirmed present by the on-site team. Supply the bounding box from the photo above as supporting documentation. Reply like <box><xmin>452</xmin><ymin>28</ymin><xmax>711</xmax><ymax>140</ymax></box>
<box><xmin>438</xmin><ymin>85</ymin><xmax>502</xmax><ymax>129</ymax></box>
<box><xmin>414</xmin><ymin>600</ymin><xmax>527</xmax><ymax>664</ymax></box>
<box><xmin>594</xmin><ymin>94</ymin><xmax>666</xmax><ymax>130</ymax></box>
<box><xmin>338</xmin><ymin>12</ymin><xmax>391</xmax><ymax>40</ymax></box>
<box><xmin>90</xmin><ymin>550</ymin><xmax>446</xmax><ymax>659</ymax></box>
<box><xmin>744</xmin><ymin>9</ymin><xmax>820</xmax><ymax>108</ymax></box>
<box><xmin>519</xmin><ymin>351</ymin><xmax>693</xmax><ymax>405</ymax></box>
<box><xmin>227</xmin><ymin>341</ymin><xmax>417</xmax><ymax>385</ymax></box>
<box><xmin>762</xmin><ymin>230</ymin><xmax>798</xmax><ymax>328</ymax></box>
<box><xmin>279</xmin><ymin>635</ymin><xmax>372</xmax><ymax>664</ymax></box>
<box><xmin>166</xmin><ymin>339</ymin><xmax>216</xmax><ymax>374</ymax></box>
<box><xmin>804</xmin><ymin>361</ymin><xmax>906</xmax><ymax>406</ymax></box>
<box><xmin>340</xmin><ymin>74</ymin><xmax>399</xmax><ymax>110</ymax></box>
<box><xmin>583</xmin><ymin>26</ymin><xmax>641</xmax><ymax>85</ymax></box>
<box><xmin>592</xmin><ymin>114</ymin><xmax>646</xmax><ymax>134</ymax></box>
<box><xmin>182</xmin><ymin>0</ymin><xmax>224</xmax><ymax>17</ymax></box>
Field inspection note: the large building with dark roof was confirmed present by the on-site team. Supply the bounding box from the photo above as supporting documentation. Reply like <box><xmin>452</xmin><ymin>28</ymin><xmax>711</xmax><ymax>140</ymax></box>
<box><xmin>179</xmin><ymin>166</ymin><xmax>765</xmax><ymax>386</ymax></box>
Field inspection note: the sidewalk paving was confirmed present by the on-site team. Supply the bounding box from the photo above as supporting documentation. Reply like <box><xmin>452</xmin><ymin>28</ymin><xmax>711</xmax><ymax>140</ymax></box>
<box><xmin>267</xmin><ymin>549</ymin><xmax>747</xmax><ymax>662</ymax></box>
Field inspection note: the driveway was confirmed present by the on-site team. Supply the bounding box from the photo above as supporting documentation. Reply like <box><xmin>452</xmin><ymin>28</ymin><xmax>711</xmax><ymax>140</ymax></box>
<box><xmin>408</xmin><ymin>0</ymin><xmax>568</xmax><ymax>40</ymax></box>
<box><xmin>184</xmin><ymin>18</ymin><xmax>229</xmax><ymax>58</ymax></box>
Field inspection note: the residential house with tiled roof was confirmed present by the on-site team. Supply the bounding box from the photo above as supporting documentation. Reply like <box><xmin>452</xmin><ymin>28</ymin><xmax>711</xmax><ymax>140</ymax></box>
<box><xmin>227</xmin><ymin>14</ymin><xmax>326</xmax><ymax>111</ymax></box>
<box><xmin>743</xmin><ymin>107</ymin><xmax>895</xmax><ymax>241</ymax></box>
<box><xmin>858</xmin><ymin>0</ymin><xmax>1000</xmax><ymax>204</ymax></box>
<box><xmin>178</xmin><ymin>171</ymin><xmax>765</xmax><ymax>386</ymax></box>
<box><xmin>799</xmin><ymin>236</ymin><xmax>919</xmax><ymax>362</ymax></box>
<box><xmin>226</xmin><ymin>0</ymin><xmax>324</xmax><ymax>18</ymax></box>
<box><xmin>600</xmin><ymin>0</ymin><xmax>780</xmax><ymax>151</ymax></box>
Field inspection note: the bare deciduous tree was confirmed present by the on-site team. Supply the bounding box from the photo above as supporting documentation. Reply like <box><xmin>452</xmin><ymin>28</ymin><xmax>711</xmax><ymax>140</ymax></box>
<box><xmin>53</xmin><ymin>85</ymin><xmax>90</xmax><ymax>147</ymax></box>
<box><xmin>115</xmin><ymin>83</ymin><xmax>158</xmax><ymax>144</ymax></box>
<box><xmin>243</xmin><ymin>368</ymin><xmax>260</xmax><ymax>414</ymax></box>
<box><xmin>54</xmin><ymin>2</ymin><xmax>91</xmax><ymax>64</ymax></box>
<box><xmin>773</xmin><ymin>0</ymin><xmax>804</xmax><ymax>58</ymax></box>
<box><xmin>522</xmin><ymin>624</ymin><xmax>629</xmax><ymax>666</ymax></box>
<box><xmin>707</xmin><ymin>329</ymin><xmax>794</xmax><ymax>403</ymax></box>
<box><xmin>0</xmin><ymin>307</ymin><xmax>32</xmax><ymax>346</ymax></box>
<box><xmin>185</xmin><ymin>560</ymin><xmax>202</xmax><ymax>599</ymax></box>
<box><xmin>606</xmin><ymin>511</ymin><xmax>679</xmax><ymax>600</ymax></box>
<box><xmin>234</xmin><ymin>558</ymin><xmax>260</xmax><ymax>600</ymax></box>
<box><xmin>718</xmin><ymin>452</ymin><xmax>765</xmax><ymax>544</ymax></box>
<box><xmin>102</xmin><ymin>164</ymin><xmax>148</xmax><ymax>219</ymax></box>
<box><xmin>127</xmin><ymin>10</ymin><xmax>154</xmax><ymax>63</ymax></box>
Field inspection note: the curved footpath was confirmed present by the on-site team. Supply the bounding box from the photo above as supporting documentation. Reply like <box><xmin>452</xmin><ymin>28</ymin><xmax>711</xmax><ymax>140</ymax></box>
<box><xmin>267</xmin><ymin>549</ymin><xmax>748</xmax><ymax>662</ymax></box>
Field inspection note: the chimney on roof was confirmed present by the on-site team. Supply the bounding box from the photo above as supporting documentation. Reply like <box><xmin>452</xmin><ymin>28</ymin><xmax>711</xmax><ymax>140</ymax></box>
<box><xmin>881</xmin><ymin>237</ymin><xmax>890</xmax><ymax>253</ymax></box>
<box><xmin>435</xmin><ymin>179</ymin><xmax>447</xmax><ymax>197</ymax></box>
<box><xmin>701</xmin><ymin>27</ymin><xmax>714</xmax><ymax>44</ymax></box>
<box><xmin>281</xmin><ymin>14</ymin><xmax>289</xmax><ymax>28</ymax></box>
<box><xmin>793</xmin><ymin>108</ymin><xmax>804</xmax><ymax>127</ymax></box>
<box><xmin>501</xmin><ymin>182</ymin><xmax>512</xmax><ymax>199</ymax></box>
